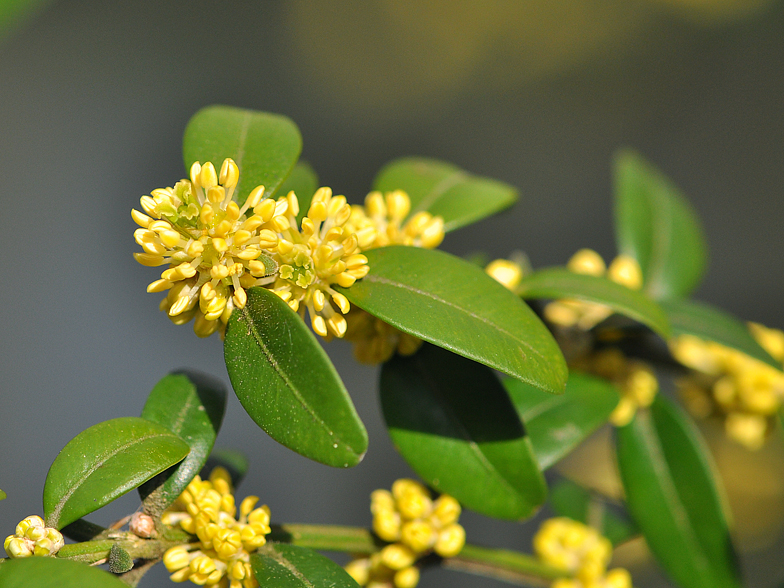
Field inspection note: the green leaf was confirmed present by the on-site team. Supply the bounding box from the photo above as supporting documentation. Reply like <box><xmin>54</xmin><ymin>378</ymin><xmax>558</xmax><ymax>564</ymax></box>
<box><xmin>613</xmin><ymin>149</ymin><xmax>708</xmax><ymax>300</ymax></box>
<box><xmin>381</xmin><ymin>344</ymin><xmax>547</xmax><ymax>520</ymax></box>
<box><xmin>0</xmin><ymin>557</ymin><xmax>128</xmax><ymax>588</ymax></box>
<box><xmin>224</xmin><ymin>287</ymin><xmax>368</xmax><ymax>467</ymax></box>
<box><xmin>139</xmin><ymin>371</ymin><xmax>227</xmax><ymax>516</ymax></box>
<box><xmin>615</xmin><ymin>396</ymin><xmax>740</xmax><ymax>588</ymax></box>
<box><xmin>182</xmin><ymin>105</ymin><xmax>302</xmax><ymax>205</ymax></box>
<box><xmin>373</xmin><ymin>157</ymin><xmax>518</xmax><ymax>232</ymax></box>
<box><xmin>517</xmin><ymin>267</ymin><xmax>671</xmax><ymax>339</ymax></box>
<box><xmin>663</xmin><ymin>298</ymin><xmax>780</xmax><ymax>369</ymax></box>
<box><xmin>203</xmin><ymin>448</ymin><xmax>249</xmax><ymax>489</ymax></box>
<box><xmin>340</xmin><ymin>246</ymin><xmax>567</xmax><ymax>394</ymax></box>
<box><xmin>505</xmin><ymin>372</ymin><xmax>619</xmax><ymax>470</ymax></box>
<box><xmin>43</xmin><ymin>417</ymin><xmax>190</xmax><ymax>529</ymax></box>
<box><xmin>252</xmin><ymin>543</ymin><xmax>360</xmax><ymax>588</ymax></box>
<box><xmin>0</xmin><ymin>489</ymin><xmax>5</xmax><ymax>501</ymax></box>
<box><xmin>275</xmin><ymin>161</ymin><xmax>319</xmax><ymax>223</ymax></box>
<box><xmin>550</xmin><ymin>478</ymin><xmax>638</xmax><ymax>546</ymax></box>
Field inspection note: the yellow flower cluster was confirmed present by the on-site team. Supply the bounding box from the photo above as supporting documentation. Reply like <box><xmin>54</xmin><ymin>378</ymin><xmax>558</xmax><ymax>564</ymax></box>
<box><xmin>3</xmin><ymin>515</ymin><xmax>64</xmax><ymax>558</ymax></box>
<box><xmin>572</xmin><ymin>348</ymin><xmax>658</xmax><ymax>427</ymax></box>
<box><xmin>544</xmin><ymin>249</ymin><xmax>643</xmax><ymax>331</ymax></box>
<box><xmin>342</xmin><ymin>190</ymin><xmax>446</xmax><ymax>364</ymax></box>
<box><xmin>671</xmin><ymin>323</ymin><xmax>784</xmax><ymax>450</ymax></box>
<box><xmin>345</xmin><ymin>479</ymin><xmax>465</xmax><ymax>588</ymax></box>
<box><xmin>534</xmin><ymin>517</ymin><xmax>631</xmax><ymax>588</ymax></box>
<box><xmin>133</xmin><ymin>159</ymin><xmax>368</xmax><ymax>339</ymax></box>
<box><xmin>161</xmin><ymin>468</ymin><xmax>270</xmax><ymax>588</ymax></box>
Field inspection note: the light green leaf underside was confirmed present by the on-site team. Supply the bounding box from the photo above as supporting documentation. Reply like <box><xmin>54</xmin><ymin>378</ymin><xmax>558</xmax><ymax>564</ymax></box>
<box><xmin>506</xmin><ymin>372</ymin><xmax>619</xmax><ymax>470</ymax></box>
<box><xmin>381</xmin><ymin>344</ymin><xmax>547</xmax><ymax>521</ymax></box>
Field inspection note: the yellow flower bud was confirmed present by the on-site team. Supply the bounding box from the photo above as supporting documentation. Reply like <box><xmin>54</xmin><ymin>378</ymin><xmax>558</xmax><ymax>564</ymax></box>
<box><xmin>430</xmin><ymin>495</ymin><xmax>461</xmax><ymax>528</ymax></box>
<box><xmin>485</xmin><ymin>259</ymin><xmax>524</xmax><ymax>291</ymax></box>
<box><xmin>373</xmin><ymin>510</ymin><xmax>402</xmax><ymax>542</ymax></box>
<box><xmin>380</xmin><ymin>544</ymin><xmax>417</xmax><ymax>570</ymax></box>
<box><xmin>607</xmin><ymin>255</ymin><xmax>642</xmax><ymax>290</ymax></box>
<box><xmin>401</xmin><ymin>520</ymin><xmax>436</xmax><ymax>553</ymax></box>
<box><xmin>393</xmin><ymin>566</ymin><xmax>420</xmax><ymax>588</ymax></box>
<box><xmin>345</xmin><ymin>558</ymin><xmax>371</xmax><ymax>586</ymax></box>
<box><xmin>568</xmin><ymin>249</ymin><xmax>606</xmax><ymax>277</ymax></box>
<box><xmin>434</xmin><ymin>524</ymin><xmax>465</xmax><ymax>557</ymax></box>
<box><xmin>4</xmin><ymin>536</ymin><xmax>33</xmax><ymax>558</ymax></box>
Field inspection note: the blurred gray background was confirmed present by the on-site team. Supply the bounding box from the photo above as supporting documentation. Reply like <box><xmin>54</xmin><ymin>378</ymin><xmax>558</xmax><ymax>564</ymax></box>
<box><xmin>1</xmin><ymin>1</ymin><xmax>783</xmax><ymax>587</ymax></box>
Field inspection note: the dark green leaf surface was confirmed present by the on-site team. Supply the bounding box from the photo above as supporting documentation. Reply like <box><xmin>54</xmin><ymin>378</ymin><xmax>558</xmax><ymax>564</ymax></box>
<box><xmin>224</xmin><ymin>287</ymin><xmax>368</xmax><ymax>467</ymax></box>
<box><xmin>517</xmin><ymin>267</ymin><xmax>670</xmax><ymax>339</ymax></box>
<box><xmin>43</xmin><ymin>417</ymin><xmax>190</xmax><ymax>529</ymax></box>
<box><xmin>139</xmin><ymin>371</ymin><xmax>227</xmax><ymax>515</ymax></box>
<box><xmin>340</xmin><ymin>246</ymin><xmax>567</xmax><ymax>394</ymax></box>
<box><xmin>550</xmin><ymin>479</ymin><xmax>638</xmax><ymax>546</ymax></box>
<box><xmin>0</xmin><ymin>556</ymin><xmax>127</xmax><ymax>588</ymax></box>
<box><xmin>616</xmin><ymin>396</ymin><xmax>740</xmax><ymax>588</ymax></box>
<box><xmin>506</xmin><ymin>372</ymin><xmax>619</xmax><ymax>470</ymax></box>
<box><xmin>183</xmin><ymin>105</ymin><xmax>302</xmax><ymax>205</ymax></box>
<box><xmin>381</xmin><ymin>344</ymin><xmax>547</xmax><ymax>520</ymax></box>
<box><xmin>373</xmin><ymin>157</ymin><xmax>518</xmax><ymax>232</ymax></box>
<box><xmin>252</xmin><ymin>543</ymin><xmax>360</xmax><ymax>588</ymax></box>
<box><xmin>203</xmin><ymin>448</ymin><xmax>249</xmax><ymax>488</ymax></box>
<box><xmin>663</xmin><ymin>298</ymin><xmax>780</xmax><ymax>369</ymax></box>
<box><xmin>614</xmin><ymin>150</ymin><xmax>708</xmax><ymax>300</ymax></box>
<box><xmin>275</xmin><ymin>161</ymin><xmax>319</xmax><ymax>223</ymax></box>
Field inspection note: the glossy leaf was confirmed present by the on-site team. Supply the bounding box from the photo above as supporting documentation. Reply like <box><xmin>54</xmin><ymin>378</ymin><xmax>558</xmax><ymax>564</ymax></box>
<box><xmin>663</xmin><ymin>298</ymin><xmax>780</xmax><ymax>369</ymax></box>
<box><xmin>614</xmin><ymin>149</ymin><xmax>708</xmax><ymax>299</ymax></box>
<box><xmin>252</xmin><ymin>543</ymin><xmax>360</xmax><ymax>588</ymax></box>
<box><xmin>0</xmin><ymin>557</ymin><xmax>128</xmax><ymax>588</ymax></box>
<box><xmin>203</xmin><ymin>448</ymin><xmax>249</xmax><ymax>488</ymax></box>
<box><xmin>43</xmin><ymin>417</ymin><xmax>190</xmax><ymax>529</ymax></box>
<box><xmin>340</xmin><ymin>246</ymin><xmax>567</xmax><ymax>394</ymax></box>
<box><xmin>373</xmin><ymin>157</ymin><xmax>518</xmax><ymax>232</ymax></box>
<box><xmin>275</xmin><ymin>161</ymin><xmax>319</xmax><ymax>223</ymax></box>
<box><xmin>517</xmin><ymin>267</ymin><xmax>670</xmax><ymax>339</ymax></box>
<box><xmin>381</xmin><ymin>344</ymin><xmax>547</xmax><ymax>520</ymax></box>
<box><xmin>182</xmin><ymin>105</ymin><xmax>302</xmax><ymax>205</ymax></box>
<box><xmin>550</xmin><ymin>478</ymin><xmax>638</xmax><ymax>546</ymax></box>
<box><xmin>505</xmin><ymin>372</ymin><xmax>619</xmax><ymax>470</ymax></box>
<box><xmin>224</xmin><ymin>287</ymin><xmax>368</xmax><ymax>467</ymax></box>
<box><xmin>615</xmin><ymin>396</ymin><xmax>740</xmax><ymax>588</ymax></box>
<box><xmin>139</xmin><ymin>371</ymin><xmax>227</xmax><ymax>515</ymax></box>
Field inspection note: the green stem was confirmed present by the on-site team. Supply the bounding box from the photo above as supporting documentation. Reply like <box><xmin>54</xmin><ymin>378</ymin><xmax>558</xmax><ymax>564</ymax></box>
<box><xmin>51</xmin><ymin>522</ymin><xmax>565</xmax><ymax>587</ymax></box>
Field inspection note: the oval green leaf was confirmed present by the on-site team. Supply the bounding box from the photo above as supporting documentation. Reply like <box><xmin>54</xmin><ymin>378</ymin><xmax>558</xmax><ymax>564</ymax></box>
<box><xmin>614</xmin><ymin>149</ymin><xmax>708</xmax><ymax>300</ymax></box>
<box><xmin>224</xmin><ymin>287</ymin><xmax>368</xmax><ymax>467</ymax></box>
<box><xmin>373</xmin><ymin>157</ymin><xmax>518</xmax><ymax>232</ymax></box>
<box><xmin>0</xmin><ymin>489</ymin><xmax>5</xmax><ymax>501</ymax></box>
<box><xmin>505</xmin><ymin>372</ymin><xmax>620</xmax><ymax>470</ymax></box>
<box><xmin>615</xmin><ymin>396</ymin><xmax>740</xmax><ymax>588</ymax></box>
<box><xmin>550</xmin><ymin>478</ymin><xmax>638</xmax><ymax>546</ymax></box>
<box><xmin>0</xmin><ymin>556</ymin><xmax>128</xmax><ymax>588</ymax></box>
<box><xmin>517</xmin><ymin>267</ymin><xmax>671</xmax><ymax>339</ymax></box>
<box><xmin>43</xmin><ymin>417</ymin><xmax>190</xmax><ymax>529</ymax></box>
<box><xmin>252</xmin><ymin>543</ymin><xmax>360</xmax><ymax>588</ymax></box>
<box><xmin>340</xmin><ymin>246</ymin><xmax>567</xmax><ymax>394</ymax></box>
<box><xmin>662</xmin><ymin>297</ymin><xmax>780</xmax><ymax>369</ymax></box>
<box><xmin>381</xmin><ymin>344</ymin><xmax>547</xmax><ymax>521</ymax></box>
<box><xmin>182</xmin><ymin>105</ymin><xmax>302</xmax><ymax>205</ymax></box>
<box><xmin>139</xmin><ymin>371</ymin><xmax>227</xmax><ymax>516</ymax></box>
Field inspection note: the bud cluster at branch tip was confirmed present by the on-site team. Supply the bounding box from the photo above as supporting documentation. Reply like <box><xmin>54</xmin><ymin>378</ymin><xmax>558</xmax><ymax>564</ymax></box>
<box><xmin>534</xmin><ymin>517</ymin><xmax>631</xmax><ymax>588</ymax></box>
<box><xmin>345</xmin><ymin>478</ymin><xmax>465</xmax><ymax>588</ymax></box>
<box><xmin>3</xmin><ymin>515</ymin><xmax>64</xmax><ymax>558</ymax></box>
<box><xmin>161</xmin><ymin>468</ymin><xmax>270</xmax><ymax>588</ymax></box>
